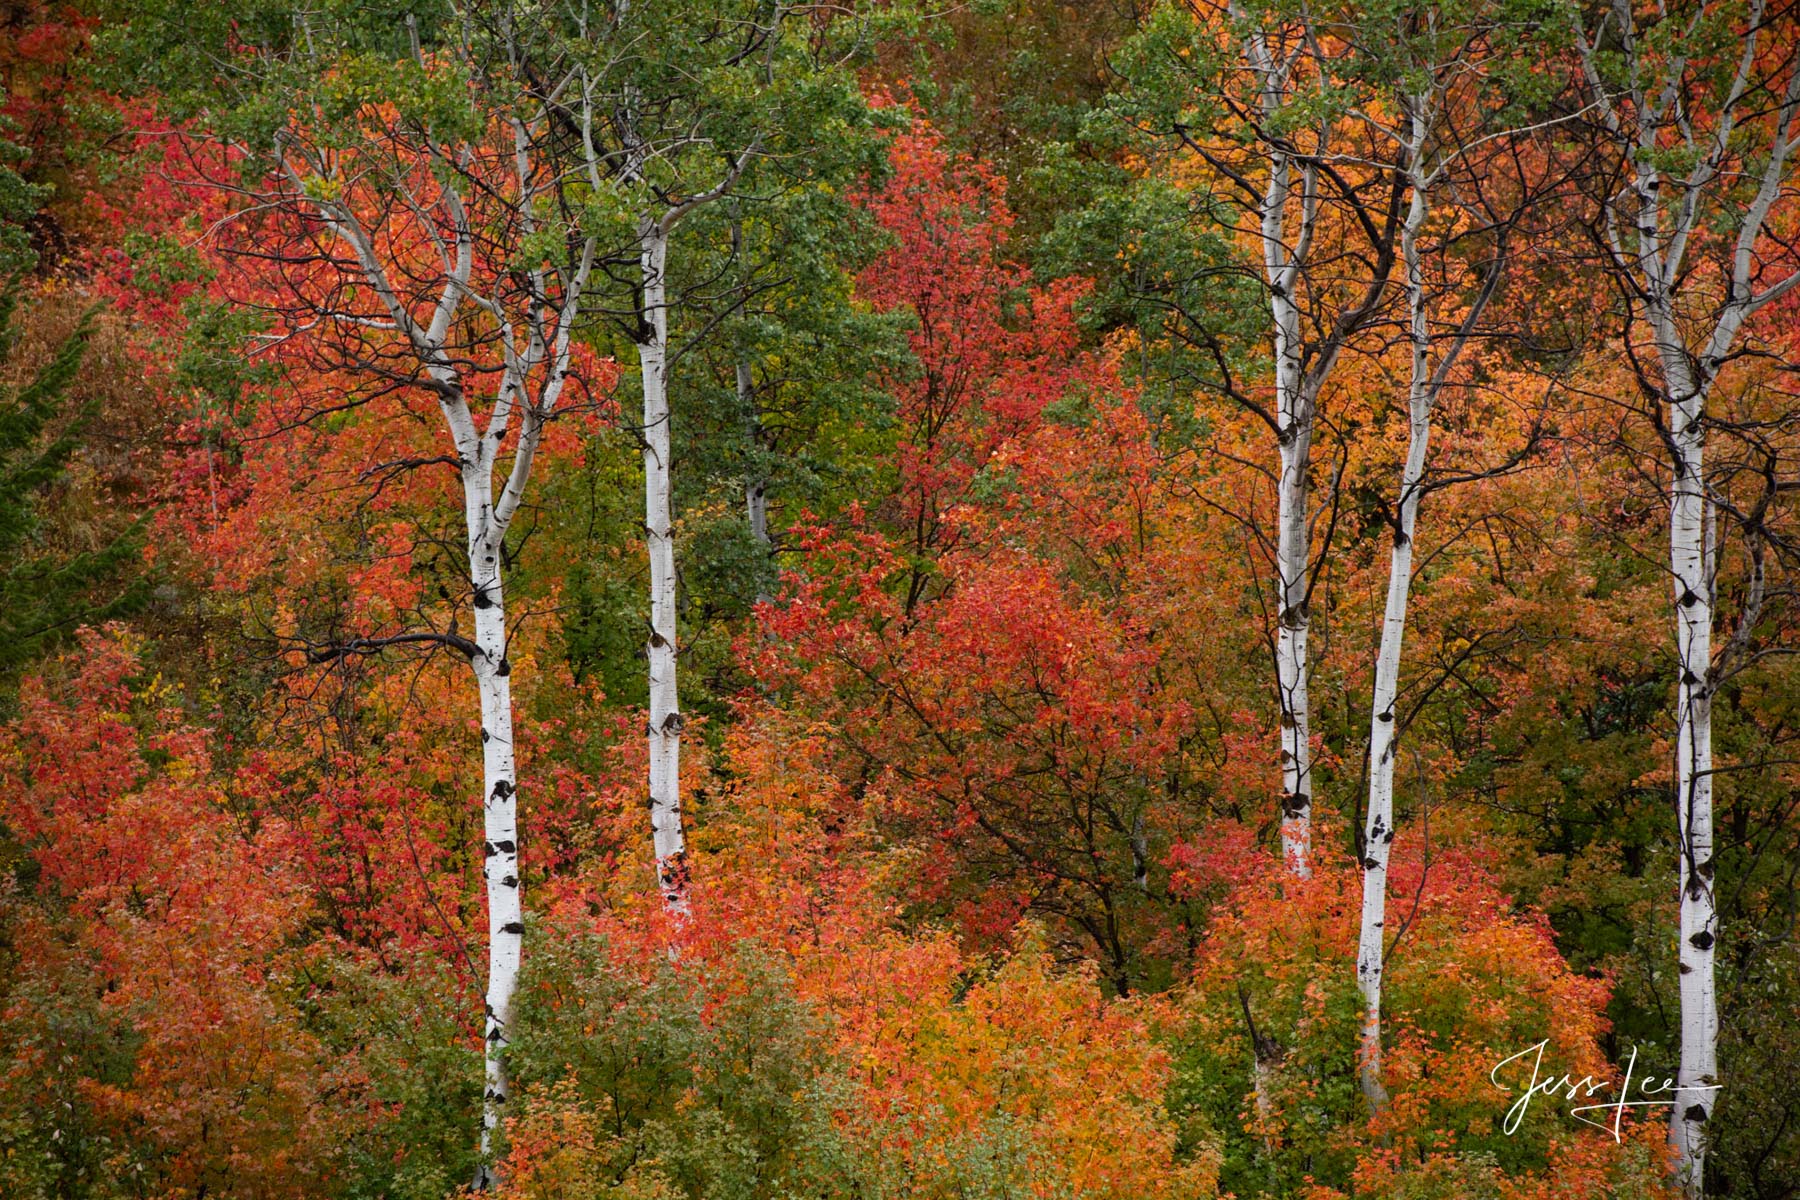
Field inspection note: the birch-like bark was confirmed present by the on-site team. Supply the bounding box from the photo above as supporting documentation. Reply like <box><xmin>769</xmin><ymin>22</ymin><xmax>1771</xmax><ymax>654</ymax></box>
<box><xmin>740</xmin><ymin>363</ymin><xmax>768</xmax><ymax>549</ymax></box>
<box><xmin>1574</xmin><ymin>8</ymin><xmax>1800</xmax><ymax>1187</ymax></box>
<box><xmin>639</xmin><ymin>224</ymin><xmax>690</xmax><ymax>913</ymax></box>
<box><xmin>462</xmin><ymin>321</ymin><xmax>583</xmax><ymax>1181</ymax></box>
<box><xmin>1236</xmin><ymin>9</ymin><xmax>1321</xmax><ymax>878</ymax></box>
<box><xmin>606</xmin><ymin>0</ymin><xmax>759</xmax><ymax>914</ymax></box>
<box><xmin>1663</xmin><ymin>345</ymin><xmax>1718</xmax><ymax>1190</ymax></box>
<box><xmin>729</xmin><ymin>217</ymin><xmax>771</xmax><ymax>556</ymax></box>
<box><xmin>467</xmin><ymin>475</ymin><xmax>521</xmax><ymax>1181</ymax></box>
<box><xmin>1271</xmin><ymin>191</ymin><xmax>1315</xmax><ymax>879</ymax></box>
<box><xmin>1356</xmin><ymin>144</ymin><xmax>1432</xmax><ymax>1115</ymax></box>
<box><xmin>598</xmin><ymin>0</ymin><xmax>690</xmax><ymax>915</ymax></box>
<box><xmin>1353</xmin><ymin>77</ymin><xmax>1523</xmax><ymax>1112</ymax></box>
<box><xmin>470</xmin><ymin>340</ymin><xmax>582</xmax><ymax>1179</ymax></box>
<box><xmin>1273</xmin><ymin>335</ymin><xmax>1315</xmax><ymax>878</ymax></box>
<box><xmin>277</xmin><ymin>104</ymin><xmax>592</xmax><ymax>1183</ymax></box>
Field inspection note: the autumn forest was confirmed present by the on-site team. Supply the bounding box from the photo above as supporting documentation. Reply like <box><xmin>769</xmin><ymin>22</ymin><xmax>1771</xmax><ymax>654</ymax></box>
<box><xmin>2</xmin><ymin>1</ymin><xmax>1798</xmax><ymax>1198</ymax></box>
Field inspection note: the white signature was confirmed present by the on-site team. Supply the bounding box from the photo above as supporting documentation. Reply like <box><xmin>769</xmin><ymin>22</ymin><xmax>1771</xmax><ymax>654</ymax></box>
<box><xmin>1490</xmin><ymin>1040</ymin><xmax>1720</xmax><ymax>1141</ymax></box>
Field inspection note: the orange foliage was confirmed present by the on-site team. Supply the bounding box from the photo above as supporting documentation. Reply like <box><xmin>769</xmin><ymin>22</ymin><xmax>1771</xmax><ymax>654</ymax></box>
<box><xmin>2</xmin><ymin>628</ymin><xmax>341</xmax><ymax>1196</ymax></box>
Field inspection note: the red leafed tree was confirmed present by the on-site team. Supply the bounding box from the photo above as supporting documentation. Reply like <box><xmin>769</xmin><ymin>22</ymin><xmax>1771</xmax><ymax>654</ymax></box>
<box><xmin>854</xmin><ymin>124</ymin><xmax>1101</xmax><ymax>609</ymax></box>
<box><xmin>755</xmin><ymin>124</ymin><xmax>1205</xmax><ymax>993</ymax></box>
<box><xmin>1</xmin><ymin>628</ymin><xmax>338</xmax><ymax>1196</ymax></box>
<box><xmin>155</xmin><ymin>39</ymin><xmax>617</xmax><ymax>1169</ymax></box>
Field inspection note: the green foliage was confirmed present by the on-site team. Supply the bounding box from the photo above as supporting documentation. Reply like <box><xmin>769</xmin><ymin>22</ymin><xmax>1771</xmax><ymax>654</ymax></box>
<box><xmin>0</xmin><ymin>940</ymin><xmax>141</xmax><ymax>1200</ymax></box>
<box><xmin>504</xmin><ymin>931</ymin><xmax>1121</xmax><ymax>1200</ymax></box>
<box><xmin>506</xmin><ymin>933</ymin><xmax>851</xmax><ymax>1200</ymax></box>
<box><xmin>292</xmin><ymin>953</ymin><xmax>485</xmax><ymax>1200</ymax></box>
<box><xmin>0</xmin><ymin>298</ymin><xmax>149</xmax><ymax>677</ymax></box>
<box><xmin>0</xmin><ymin>96</ymin><xmax>47</xmax><ymax>279</ymax></box>
<box><xmin>1711</xmin><ymin>937</ymin><xmax>1800</xmax><ymax>1199</ymax></box>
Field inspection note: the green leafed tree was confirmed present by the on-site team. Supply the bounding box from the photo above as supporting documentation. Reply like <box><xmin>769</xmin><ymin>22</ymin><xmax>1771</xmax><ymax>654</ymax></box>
<box><xmin>0</xmin><ymin>99</ymin><xmax>147</xmax><ymax>679</ymax></box>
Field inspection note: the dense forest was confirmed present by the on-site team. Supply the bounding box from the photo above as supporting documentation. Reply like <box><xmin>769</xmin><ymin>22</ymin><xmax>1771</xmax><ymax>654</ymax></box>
<box><xmin>1</xmin><ymin>1</ymin><xmax>1798</xmax><ymax>1197</ymax></box>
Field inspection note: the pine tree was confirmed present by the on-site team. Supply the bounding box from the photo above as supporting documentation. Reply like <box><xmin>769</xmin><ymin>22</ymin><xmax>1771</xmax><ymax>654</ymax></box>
<box><xmin>0</xmin><ymin>299</ymin><xmax>148</xmax><ymax>673</ymax></box>
<box><xmin>0</xmin><ymin>94</ymin><xmax>146</xmax><ymax>677</ymax></box>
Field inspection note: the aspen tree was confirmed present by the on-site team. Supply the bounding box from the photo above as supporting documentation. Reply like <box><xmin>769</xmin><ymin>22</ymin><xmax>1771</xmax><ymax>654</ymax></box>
<box><xmin>1110</xmin><ymin>0</ymin><xmax>1404</xmax><ymax>877</ymax></box>
<box><xmin>580</xmin><ymin>0</ymin><xmax>886</xmax><ymax>912</ymax></box>
<box><xmin>104</xmin><ymin>3</ymin><xmax>612</xmax><ymax>1178</ymax></box>
<box><xmin>1574</xmin><ymin>2</ymin><xmax>1800</xmax><ymax>1189</ymax></box>
<box><xmin>1342</xmin><ymin>0</ymin><xmax>1576</xmax><ymax>1112</ymax></box>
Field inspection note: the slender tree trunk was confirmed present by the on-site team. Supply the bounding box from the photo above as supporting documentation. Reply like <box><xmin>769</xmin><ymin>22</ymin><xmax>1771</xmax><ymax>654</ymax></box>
<box><xmin>1251</xmin><ymin>122</ymin><xmax>1317</xmax><ymax>878</ymax></box>
<box><xmin>285</xmin><ymin>64</ymin><xmax>595</xmax><ymax>1184</ymax></box>
<box><xmin>615</xmin><ymin>14</ymin><xmax>686</xmax><ymax>915</ymax></box>
<box><xmin>466</xmin><ymin>486</ymin><xmax>521</xmax><ymax>1182</ymax></box>
<box><xmin>740</xmin><ymin>359</ymin><xmax>774</xmax><ymax>611</ymax></box>
<box><xmin>1249</xmin><ymin>124</ymin><xmax>1316</xmax><ymax>1133</ymax></box>
<box><xmin>1272</xmin><ymin>254</ymin><xmax>1315</xmax><ymax>880</ymax></box>
<box><xmin>1579</xmin><ymin>16</ymin><xmax>1800</xmax><ymax>1194</ymax></box>
<box><xmin>1238</xmin><ymin>983</ymin><xmax>1284</xmax><ymax>1188</ymax></box>
<box><xmin>640</xmin><ymin>224</ymin><xmax>690</xmax><ymax>914</ymax></box>
<box><xmin>729</xmin><ymin>216</ymin><xmax>771</xmax><ymax>558</ymax></box>
<box><xmin>740</xmin><ymin>360</ymin><xmax>769</xmax><ymax>549</ymax></box>
<box><xmin>1355</xmin><ymin>176</ymin><xmax>1431</xmax><ymax>1115</ymax></box>
<box><xmin>1662</xmin><ymin>346</ymin><xmax>1717</xmax><ymax>1195</ymax></box>
<box><xmin>1234</xmin><ymin>7</ymin><xmax>1341</xmax><ymax>881</ymax></box>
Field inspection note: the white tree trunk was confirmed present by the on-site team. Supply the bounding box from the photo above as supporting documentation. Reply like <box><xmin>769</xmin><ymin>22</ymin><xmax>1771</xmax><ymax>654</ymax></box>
<box><xmin>280</xmin><ymin>53</ymin><xmax>600</xmax><ymax>1184</ymax></box>
<box><xmin>739</xmin><ymin>359</ymin><xmax>769</xmax><ymax>548</ymax></box>
<box><xmin>1356</xmin><ymin>175</ymin><xmax>1431</xmax><ymax>1115</ymax></box>
<box><xmin>1663</xmin><ymin>348</ymin><xmax>1718</xmax><ymax>1193</ymax></box>
<box><xmin>1246</xmin><ymin>118</ymin><xmax>1318</xmax><ymax>880</ymax></box>
<box><xmin>468</xmin><ymin>507</ymin><xmax>522</xmax><ymax>1179</ymax></box>
<box><xmin>1573</xmin><ymin>15</ymin><xmax>1800</xmax><ymax>1192</ymax></box>
<box><xmin>1272</xmin><ymin>245</ymin><xmax>1315</xmax><ymax>880</ymax></box>
<box><xmin>1274</xmin><ymin>385</ymin><xmax>1317</xmax><ymax>881</ymax></box>
<box><xmin>1232</xmin><ymin>12</ymin><xmax>1319</xmax><ymax>878</ymax></box>
<box><xmin>729</xmin><ymin>216</ymin><xmax>771</xmax><ymax>558</ymax></box>
<box><xmin>640</xmin><ymin>225</ymin><xmax>690</xmax><ymax>914</ymax></box>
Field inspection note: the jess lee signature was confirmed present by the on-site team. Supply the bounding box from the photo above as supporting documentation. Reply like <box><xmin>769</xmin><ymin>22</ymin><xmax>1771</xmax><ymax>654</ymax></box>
<box><xmin>1490</xmin><ymin>1040</ymin><xmax>1720</xmax><ymax>1141</ymax></box>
